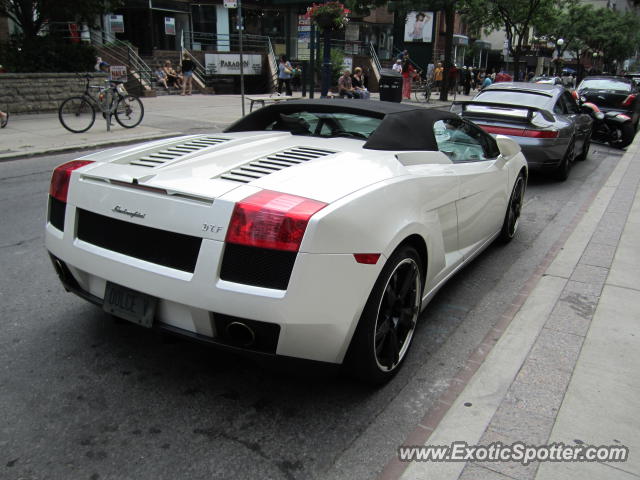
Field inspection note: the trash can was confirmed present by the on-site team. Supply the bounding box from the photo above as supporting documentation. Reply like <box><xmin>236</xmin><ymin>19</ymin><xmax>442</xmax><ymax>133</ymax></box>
<box><xmin>379</xmin><ymin>68</ymin><xmax>403</xmax><ymax>103</ymax></box>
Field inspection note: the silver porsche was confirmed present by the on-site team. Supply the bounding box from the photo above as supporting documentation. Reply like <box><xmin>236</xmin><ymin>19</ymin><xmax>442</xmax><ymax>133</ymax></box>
<box><xmin>453</xmin><ymin>82</ymin><xmax>593</xmax><ymax>181</ymax></box>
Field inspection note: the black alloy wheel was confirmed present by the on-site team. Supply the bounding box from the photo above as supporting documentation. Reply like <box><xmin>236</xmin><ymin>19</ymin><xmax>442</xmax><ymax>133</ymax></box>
<box><xmin>499</xmin><ymin>173</ymin><xmax>526</xmax><ymax>243</ymax></box>
<box><xmin>347</xmin><ymin>245</ymin><xmax>423</xmax><ymax>384</ymax></box>
<box><xmin>576</xmin><ymin>131</ymin><xmax>591</xmax><ymax>161</ymax></box>
<box><xmin>555</xmin><ymin>138</ymin><xmax>575</xmax><ymax>181</ymax></box>
<box><xmin>610</xmin><ymin>122</ymin><xmax>635</xmax><ymax>149</ymax></box>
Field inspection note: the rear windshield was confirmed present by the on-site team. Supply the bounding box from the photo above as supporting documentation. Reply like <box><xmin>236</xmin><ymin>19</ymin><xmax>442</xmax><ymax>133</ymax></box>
<box><xmin>579</xmin><ymin>78</ymin><xmax>632</xmax><ymax>92</ymax></box>
<box><xmin>265</xmin><ymin>111</ymin><xmax>383</xmax><ymax>139</ymax></box>
<box><xmin>474</xmin><ymin>91</ymin><xmax>551</xmax><ymax>109</ymax></box>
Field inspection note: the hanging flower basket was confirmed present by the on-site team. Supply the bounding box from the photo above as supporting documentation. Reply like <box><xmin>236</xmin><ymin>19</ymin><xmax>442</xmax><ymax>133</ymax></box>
<box><xmin>306</xmin><ymin>2</ymin><xmax>350</xmax><ymax>31</ymax></box>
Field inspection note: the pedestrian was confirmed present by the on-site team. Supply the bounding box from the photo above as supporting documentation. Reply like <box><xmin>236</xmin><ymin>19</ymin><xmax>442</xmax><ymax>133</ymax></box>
<box><xmin>482</xmin><ymin>74</ymin><xmax>492</xmax><ymax>90</ymax></box>
<box><xmin>352</xmin><ymin>67</ymin><xmax>369</xmax><ymax>99</ymax></box>
<box><xmin>338</xmin><ymin>69</ymin><xmax>357</xmax><ymax>98</ymax></box>
<box><xmin>291</xmin><ymin>64</ymin><xmax>302</xmax><ymax>91</ymax></box>
<box><xmin>181</xmin><ymin>53</ymin><xmax>195</xmax><ymax>95</ymax></box>
<box><xmin>401</xmin><ymin>59</ymin><xmax>415</xmax><ymax>100</ymax></box>
<box><xmin>0</xmin><ymin>110</ymin><xmax>8</xmax><ymax>128</ymax></box>
<box><xmin>463</xmin><ymin>66</ymin><xmax>471</xmax><ymax>95</ymax></box>
<box><xmin>154</xmin><ymin>64</ymin><xmax>169</xmax><ymax>91</ymax></box>
<box><xmin>392</xmin><ymin>59</ymin><xmax>403</xmax><ymax>73</ymax></box>
<box><xmin>434</xmin><ymin>62</ymin><xmax>443</xmax><ymax>90</ymax></box>
<box><xmin>277</xmin><ymin>55</ymin><xmax>293</xmax><ymax>96</ymax></box>
<box><xmin>163</xmin><ymin>60</ymin><xmax>181</xmax><ymax>89</ymax></box>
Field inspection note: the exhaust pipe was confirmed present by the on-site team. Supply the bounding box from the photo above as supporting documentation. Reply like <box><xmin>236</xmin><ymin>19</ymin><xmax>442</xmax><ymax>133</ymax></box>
<box><xmin>225</xmin><ymin>321</ymin><xmax>256</xmax><ymax>347</ymax></box>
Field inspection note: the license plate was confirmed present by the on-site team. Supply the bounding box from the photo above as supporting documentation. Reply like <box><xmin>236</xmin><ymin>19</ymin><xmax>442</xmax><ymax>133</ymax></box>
<box><xmin>103</xmin><ymin>282</ymin><xmax>157</xmax><ymax>328</ymax></box>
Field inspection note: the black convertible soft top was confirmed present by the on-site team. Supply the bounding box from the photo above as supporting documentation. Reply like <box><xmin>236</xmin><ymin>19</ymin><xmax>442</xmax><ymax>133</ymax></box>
<box><xmin>224</xmin><ymin>99</ymin><xmax>459</xmax><ymax>151</ymax></box>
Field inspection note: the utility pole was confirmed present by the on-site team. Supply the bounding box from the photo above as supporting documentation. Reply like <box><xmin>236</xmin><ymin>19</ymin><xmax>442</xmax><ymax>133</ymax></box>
<box><xmin>237</xmin><ymin>0</ymin><xmax>245</xmax><ymax>115</ymax></box>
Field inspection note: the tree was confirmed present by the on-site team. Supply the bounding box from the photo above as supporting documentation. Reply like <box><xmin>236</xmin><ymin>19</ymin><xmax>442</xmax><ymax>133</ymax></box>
<box><xmin>584</xmin><ymin>9</ymin><xmax>640</xmax><ymax>72</ymax></box>
<box><xmin>464</xmin><ymin>0</ymin><xmax>561</xmax><ymax>80</ymax></box>
<box><xmin>534</xmin><ymin>0</ymin><xmax>597</xmax><ymax>81</ymax></box>
<box><xmin>0</xmin><ymin>0</ymin><xmax>119</xmax><ymax>41</ymax></box>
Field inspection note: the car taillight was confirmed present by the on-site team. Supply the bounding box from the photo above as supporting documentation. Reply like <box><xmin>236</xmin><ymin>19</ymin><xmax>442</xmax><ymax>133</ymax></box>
<box><xmin>622</xmin><ymin>94</ymin><xmax>636</xmax><ymax>107</ymax></box>
<box><xmin>478</xmin><ymin>125</ymin><xmax>559</xmax><ymax>138</ymax></box>
<box><xmin>226</xmin><ymin>190</ymin><xmax>327</xmax><ymax>252</ymax></box>
<box><xmin>522</xmin><ymin>129</ymin><xmax>559</xmax><ymax>138</ymax></box>
<box><xmin>49</xmin><ymin>160</ymin><xmax>94</xmax><ymax>203</ymax></box>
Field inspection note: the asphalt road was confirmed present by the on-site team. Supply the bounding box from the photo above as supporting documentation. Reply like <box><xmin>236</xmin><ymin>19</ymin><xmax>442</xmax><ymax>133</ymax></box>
<box><xmin>0</xmin><ymin>144</ymin><xmax>623</xmax><ymax>480</ymax></box>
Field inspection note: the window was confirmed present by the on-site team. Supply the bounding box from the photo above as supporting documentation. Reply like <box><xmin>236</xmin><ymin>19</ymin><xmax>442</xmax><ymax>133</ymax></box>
<box><xmin>433</xmin><ymin>118</ymin><xmax>499</xmax><ymax>163</ymax></box>
<box><xmin>266</xmin><ymin>112</ymin><xmax>382</xmax><ymax>139</ymax></box>
<box><xmin>553</xmin><ymin>98</ymin><xmax>567</xmax><ymax>115</ymax></box>
<box><xmin>562</xmin><ymin>92</ymin><xmax>580</xmax><ymax>114</ymax></box>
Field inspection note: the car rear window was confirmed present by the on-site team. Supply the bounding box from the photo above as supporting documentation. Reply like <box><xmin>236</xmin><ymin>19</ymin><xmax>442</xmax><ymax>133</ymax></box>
<box><xmin>265</xmin><ymin>111</ymin><xmax>383</xmax><ymax>139</ymax></box>
<box><xmin>474</xmin><ymin>91</ymin><xmax>551</xmax><ymax>109</ymax></box>
<box><xmin>579</xmin><ymin>78</ymin><xmax>632</xmax><ymax>92</ymax></box>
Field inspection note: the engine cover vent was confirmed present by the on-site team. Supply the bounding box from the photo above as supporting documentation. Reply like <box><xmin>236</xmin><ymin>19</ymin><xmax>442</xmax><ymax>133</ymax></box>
<box><xmin>129</xmin><ymin>136</ymin><xmax>231</xmax><ymax>168</ymax></box>
<box><xmin>218</xmin><ymin>146</ymin><xmax>336</xmax><ymax>183</ymax></box>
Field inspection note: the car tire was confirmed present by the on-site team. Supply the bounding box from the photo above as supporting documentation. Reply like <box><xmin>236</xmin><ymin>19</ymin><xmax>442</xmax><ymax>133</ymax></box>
<box><xmin>575</xmin><ymin>131</ymin><xmax>591</xmax><ymax>161</ymax></box>
<box><xmin>554</xmin><ymin>138</ymin><xmax>574</xmax><ymax>181</ymax></box>
<box><xmin>346</xmin><ymin>245</ymin><xmax>423</xmax><ymax>385</ymax></box>
<box><xmin>499</xmin><ymin>172</ymin><xmax>526</xmax><ymax>243</ymax></box>
<box><xmin>610</xmin><ymin>122</ymin><xmax>635</xmax><ymax>149</ymax></box>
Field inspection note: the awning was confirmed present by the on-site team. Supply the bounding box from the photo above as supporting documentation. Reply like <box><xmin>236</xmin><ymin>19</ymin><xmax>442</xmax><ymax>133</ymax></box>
<box><xmin>474</xmin><ymin>40</ymin><xmax>492</xmax><ymax>50</ymax></box>
<box><xmin>453</xmin><ymin>34</ymin><xmax>469</xmax><ymax>46</ymax></box>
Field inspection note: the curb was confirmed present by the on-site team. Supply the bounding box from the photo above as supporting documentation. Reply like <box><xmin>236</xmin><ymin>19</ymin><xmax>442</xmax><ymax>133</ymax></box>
<box><xmin>0</xmin><ymin>132</ymin><xmax>184</xmax><ymax>162</ymax></box>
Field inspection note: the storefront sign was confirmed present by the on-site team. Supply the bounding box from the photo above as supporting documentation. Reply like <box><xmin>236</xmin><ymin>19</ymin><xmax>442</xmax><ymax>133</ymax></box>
<box><xmin>164</xmin><ymin>17</ymin><xmax>176</xmax><ymax>35</ymax></box>
<box><xmin>109</xmin><ymin>15</ymin><xmax>124</xmax><ymax>33</ymax></box>
<box><xmin>205</xmin><ymin>54</ymin><xmax>262</xmax><ymax>75</ymax></box>
<box><xmin>110</xmin><ymin>66</ymin><xmax>128</xmax><ymax>82</ymax></box>
<box><xmin>297</xmin><ymin>15</ymin><xmax>311</xmax><ymax>60</ymax></box>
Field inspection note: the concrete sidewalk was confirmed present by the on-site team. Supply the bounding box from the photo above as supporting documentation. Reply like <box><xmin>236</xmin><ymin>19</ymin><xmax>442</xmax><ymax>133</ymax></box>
<box><xmin>0</xmin><ymin>92</ymin><xmax>469</xmax><ymax>161</ymax></box>
<box><xmin>386</xmin><ymin>136</ymin><xmax>640</xmax><ymax>479</ymax></box>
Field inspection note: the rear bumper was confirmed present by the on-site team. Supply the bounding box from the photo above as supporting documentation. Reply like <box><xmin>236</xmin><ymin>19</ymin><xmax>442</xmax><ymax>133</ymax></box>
<box><xmin>509</xmin><ymin>137</ymin><xmax>571</xmax><ymax>169</ymax></box>
<box><xmin>45</xmin><ymin>207</ymin><xmax>384</xmax><ymax>364</ymax></box>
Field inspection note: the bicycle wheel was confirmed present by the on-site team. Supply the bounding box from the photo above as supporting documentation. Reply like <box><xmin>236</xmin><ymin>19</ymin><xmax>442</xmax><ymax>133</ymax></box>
<box><xmin>115</xmin><ymin>95</ymin><xmax>144</xmax><ymax>128</ymax></box>
<box><xmin>59</xmin><ymin>96</ymin><xmax>95</xmax><ymax>133</ymax></box>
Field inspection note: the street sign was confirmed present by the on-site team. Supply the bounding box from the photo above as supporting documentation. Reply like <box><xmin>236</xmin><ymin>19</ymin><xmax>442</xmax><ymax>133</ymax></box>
<box><xmin>223</xmin><ymin>0</ymin><xmax>237</xmax><ymax>7</ymax></box>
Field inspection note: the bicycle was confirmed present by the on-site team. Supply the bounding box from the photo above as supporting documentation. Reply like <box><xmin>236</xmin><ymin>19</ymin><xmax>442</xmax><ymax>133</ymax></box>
<box><xmin>413</xmin><ymin>77</ymin><xmax>433</xmax><ymax>103</ymax></box>
<box><xmin>58</xmin><ymin>74</ymin><xmax>144</xmax><ymax>133</ymax></box>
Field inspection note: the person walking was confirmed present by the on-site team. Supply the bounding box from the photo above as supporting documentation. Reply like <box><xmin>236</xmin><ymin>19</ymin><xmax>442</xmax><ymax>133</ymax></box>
<box><xmin>0</xmin><ymin>110</ymin><xmax>8</xmax><ymax>128</ymax></box>
<box><xmin>434</xmin><ymin>62</ymin><xmax>443</xmax><ymax>90</ymax></box>
<box><xmin>277</xmin><ymin>55</ymin><xmax>293</xmax><ymax>96</ymax></box>
<box><xmin>401</xmin><ymin>59</ymin><xmax>415</xmax><ymax>100</ymax></box>
<box><xmin>181</xmin><ymin>53</ymin><xmax>195</xmax><ymax>95</ymax></box>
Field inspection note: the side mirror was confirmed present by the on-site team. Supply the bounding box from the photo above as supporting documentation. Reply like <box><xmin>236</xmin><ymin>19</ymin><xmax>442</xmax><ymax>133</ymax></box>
<box><xmin>496</xmin><ymin>135</ymin><xmax>521</xmax><ymax>159</ymax></box>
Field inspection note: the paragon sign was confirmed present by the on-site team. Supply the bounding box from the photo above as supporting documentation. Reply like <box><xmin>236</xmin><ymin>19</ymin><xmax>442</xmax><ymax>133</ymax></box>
<box><xmin>204</xmin><ymin>54</ymin><xmax>262</xmax><ymax>75</ymax></box>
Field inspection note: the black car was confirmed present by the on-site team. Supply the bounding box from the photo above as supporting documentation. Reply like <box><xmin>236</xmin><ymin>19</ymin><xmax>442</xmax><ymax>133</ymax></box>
<box><xmin>576</xmin><ymin>76</ymin><xmax>640</xmax><ymax>128</ymax></box>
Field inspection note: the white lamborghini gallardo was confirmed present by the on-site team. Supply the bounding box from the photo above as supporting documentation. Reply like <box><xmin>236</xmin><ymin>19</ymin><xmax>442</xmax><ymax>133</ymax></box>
<box><xmin>45</xmin><ymin>99</ymin><xmax>527</xmax><ymax>383</ymax></box>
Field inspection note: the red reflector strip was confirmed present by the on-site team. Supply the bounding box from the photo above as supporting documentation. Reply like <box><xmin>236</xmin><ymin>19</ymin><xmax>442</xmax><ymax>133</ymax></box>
<box><xmin>477</xmin><ymin>124</ymin><xmax>558</xmax><ymax>138</ymax></box>
<box><xmin>622</xmin><ymin>94</ymin><xmax>636</xmax><ymax>107</ymax></box>
<box><xmin>49</xmin><ymin>160</ymin><xmax>94</xmax><ymax>203</ymax></box>
<box><xmin>226</xmin><ymin>190</ymin><xmax>327</xmax><ymax>252</ymax></box>
<box><xmin>522</xmin><ymin>129</ymin><xmax>559</xmax><ymax>138</ymax></box>
<box><xmin>478</xmin><ymin>125</ymin><xmax>526</xmax><ymax>136</ymax></box>
<box><xmin>354</xmin><ymin>253</ymin><xmax>381</xmax><ymax>264</ymax></box>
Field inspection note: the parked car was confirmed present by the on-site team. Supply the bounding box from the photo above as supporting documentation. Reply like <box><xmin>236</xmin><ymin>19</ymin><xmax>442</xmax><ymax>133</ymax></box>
<box><xmin>45</xmin><ymin>100</ymin><xmax>527</xmax><ymax>384</ymax></box>
<box><xmin>530</xmin><ymin>76</ymin><xmax>563</xmax><ymax>85</ymax></box>
<box><xmin>576</xmin><ymin>76</ymin><xmax>639</xmax><ymax>147</ymax></box>
<box><xmin>624</xmin><ymin>72</ymin><xmax>640</xmax><ymax>87</ymax></box>
<box><xmin>453</xmin><ymin>82</ymin><xmax>593</xmax><ymax>181</ymax></box>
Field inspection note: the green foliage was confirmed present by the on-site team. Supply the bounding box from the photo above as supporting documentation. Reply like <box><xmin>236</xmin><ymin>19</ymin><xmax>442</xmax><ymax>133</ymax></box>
<box><xmin>0</xmin><ymin>35</ymin><xmax>97</xmax><ymax>72</ymax></box>
<box><xmin>464</xmin><ymin>0</ymin><xmax>561</xmax><ymax>78</ymax></box>
<box><xmin>315</xmin><ymin>45</ymin><xmax>346</xmax><ymax>83</ymax></box>
<box><xmin>0</xmin><ymin>0</ymin><xmax>121</xmax><ymax>39</ymax></box>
